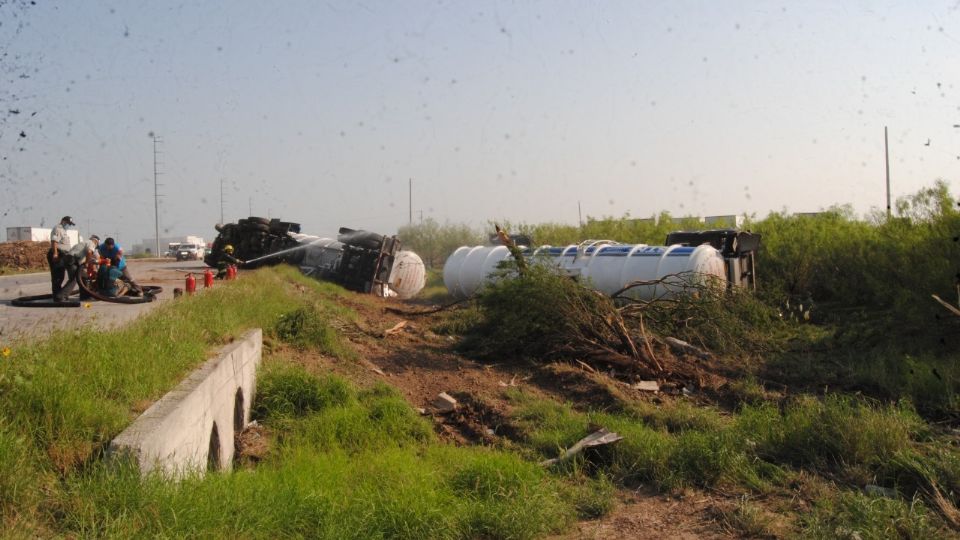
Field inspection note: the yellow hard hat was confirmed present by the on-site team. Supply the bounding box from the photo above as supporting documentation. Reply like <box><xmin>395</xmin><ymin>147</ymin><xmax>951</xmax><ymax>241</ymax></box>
<box><xmin>224</xmin><ymin>244</ymin><xmax>234</xmax><ymax>254</ymax></box>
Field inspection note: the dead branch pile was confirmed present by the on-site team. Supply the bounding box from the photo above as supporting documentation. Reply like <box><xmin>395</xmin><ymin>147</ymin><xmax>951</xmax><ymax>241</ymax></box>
<box><xmin>460</xmin><ymin>263</ymin><xmax>781</xmax><ymax>391</ymax></box>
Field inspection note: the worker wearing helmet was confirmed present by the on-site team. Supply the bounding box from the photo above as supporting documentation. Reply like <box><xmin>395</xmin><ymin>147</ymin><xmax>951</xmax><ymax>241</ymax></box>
<box><xmin>216</xmin><ymin>244</ymin><xmax>245</xmax><ymax>279</ymax></box>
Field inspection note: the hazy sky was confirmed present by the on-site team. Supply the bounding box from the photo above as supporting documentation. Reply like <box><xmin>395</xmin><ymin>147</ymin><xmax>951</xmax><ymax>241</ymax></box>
<box><xmin>1</xmin><ymin>1</ymin><xmax>959</xmax><ymax>245</ymax></box>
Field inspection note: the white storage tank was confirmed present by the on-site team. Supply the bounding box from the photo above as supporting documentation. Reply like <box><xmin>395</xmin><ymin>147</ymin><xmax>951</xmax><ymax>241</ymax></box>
<box><xmin>443</xmin><ymin>242</ymin><xmax>726</xmax><ymax>300</ymax></box>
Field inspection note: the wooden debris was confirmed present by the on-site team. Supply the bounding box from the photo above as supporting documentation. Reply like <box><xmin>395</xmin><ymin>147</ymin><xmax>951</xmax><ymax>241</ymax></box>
<box><xmin>384</xmin><ymin>320</ymin><xmax>408</xmax><ymax>336</ymax></box>
<box><xmin>574</xmin><ymin>359</ymin><xmax>597</xmax><ymax>373</ymax></box>
<box><xmin>932</xmin><ymin>294</ymin><xmax>960</xmax><ymax>317</ymax></box>
<box><xmin>540</xmin><ymin>428</ymin><xmax>623</xmax><ymax>467</ymax></box>
<box><xmin>665</xmin><ymin>336</ymin><xmax>710</xmax><ymax>359</ymax></box>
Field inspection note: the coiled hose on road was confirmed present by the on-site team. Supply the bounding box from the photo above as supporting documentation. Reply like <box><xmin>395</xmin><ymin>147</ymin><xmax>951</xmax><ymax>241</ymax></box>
<box><xmin>10</xmin><ymin>271</ymin><xmax>163</xmax><ymax>308</ymax></box>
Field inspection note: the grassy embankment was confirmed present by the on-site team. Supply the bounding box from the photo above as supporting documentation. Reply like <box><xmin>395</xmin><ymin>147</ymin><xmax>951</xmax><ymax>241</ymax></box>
<box><xmin>0</xmin><ymin>265</ymin><xmax>596</xmax><ymax>538</ymax></box>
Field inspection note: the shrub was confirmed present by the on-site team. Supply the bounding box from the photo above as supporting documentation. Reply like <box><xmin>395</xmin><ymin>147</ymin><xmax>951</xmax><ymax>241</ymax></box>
<box><xmin>461</xmin><ymin>264</ymin><xmax>619</xmax><ymax>360</ymax></box>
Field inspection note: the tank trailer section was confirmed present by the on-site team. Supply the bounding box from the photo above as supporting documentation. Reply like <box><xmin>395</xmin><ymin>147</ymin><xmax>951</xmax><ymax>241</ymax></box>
<box><xmin>443</xmin><ymin>228</ymin><xmax>760</xmax><ymax>299</ymax></box>
<box><xmin>205</xmin><ymin>217</ymin><xmax>425</xmax><ymax>298</ymax></box>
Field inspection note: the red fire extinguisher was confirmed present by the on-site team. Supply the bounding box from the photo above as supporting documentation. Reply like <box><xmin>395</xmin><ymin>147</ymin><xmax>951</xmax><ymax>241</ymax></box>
<box><xmin>185</xmin><ymin>273</ymin><xmax>196</xmax><ymax>295</ymax></box>
<box><xmin>227</xmin><ymin>264</ymin><xmax>237</xmax><ymax>280</ymax></box>
<box><xmin>203</xmin><ymin>269</ymin><xmax>215</xmax><ymax>288</ymax></box>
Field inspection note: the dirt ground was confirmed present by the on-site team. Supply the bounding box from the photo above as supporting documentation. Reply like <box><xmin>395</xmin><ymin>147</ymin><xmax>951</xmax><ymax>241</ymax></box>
<box><xmin>277</xmin><ymin>292</ymin><xmax>749</xmax><ymax>539</ymax></box>
<box><xmin>0</xmin><ymin>241</ymin><xmax>48</xmax><ymax>271</ymax></box>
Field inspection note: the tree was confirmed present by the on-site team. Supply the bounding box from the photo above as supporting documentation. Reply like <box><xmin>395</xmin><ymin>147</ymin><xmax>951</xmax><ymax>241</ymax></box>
<box><xmin>397</xmin><ymin>219</ymin><xmax>483</xmax><ymax>268</ymax></box>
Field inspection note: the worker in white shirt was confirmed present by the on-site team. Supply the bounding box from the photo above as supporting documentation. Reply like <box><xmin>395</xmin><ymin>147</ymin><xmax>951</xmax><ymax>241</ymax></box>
<box><xmin>67</xmin><ymin>234</ymin><xmax>101</xmax><ymax>300</ymax></box>
<box><xmin>47</xmin><ymin>216</ymin><xmax>77</xmax><ymax>302</ymax></box>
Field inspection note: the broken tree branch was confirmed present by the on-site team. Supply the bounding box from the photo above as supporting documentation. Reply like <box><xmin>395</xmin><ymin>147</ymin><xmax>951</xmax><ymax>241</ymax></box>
<box><xmin>932</xmin><ymin>294</ymin><xmax>960</xmax><ymax>317</ymax></box>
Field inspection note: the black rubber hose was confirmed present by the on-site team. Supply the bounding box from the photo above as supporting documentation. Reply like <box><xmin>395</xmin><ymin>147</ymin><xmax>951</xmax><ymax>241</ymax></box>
<box><xmin>10</xmin><ymin>293</ymin><xmax>81</xmax><ymax>308</ymax></box>
<box><xmin>12</xmin><ymin>270</ymin><xmax>163</xmax><ymax>307</ymax></box>
<box><xmin>76</xmin><ymin>273</ymin><xmax>162</xmax><ymax>304</ymax></box>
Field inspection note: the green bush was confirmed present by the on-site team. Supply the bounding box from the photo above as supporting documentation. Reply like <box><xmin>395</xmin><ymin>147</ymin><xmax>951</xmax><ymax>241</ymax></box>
<box><xmin>397</xmin><ymin>218</ymin><xmax>484</xmax><ymax>268</ymax></box>
<box><xmin>754</xmin><ymin>181</ymin><xmax>960</xmax><ymax>335</ymax></box>
<box><xmin>461</xmin><ymin>263</ymin><xmax>640</xmax><ymax>362</ymax></box>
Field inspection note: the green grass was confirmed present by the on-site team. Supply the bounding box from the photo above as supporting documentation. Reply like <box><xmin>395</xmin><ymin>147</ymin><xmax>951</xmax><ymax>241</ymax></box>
<box><xmin>0</xmin><ymin>266</ymin><xmax>597</xmax><ymax>538</ymax></box>
<box><xmin>53</xmin><ymin>367</ymin><xmax>577</xmax><ymax>539</ymax></box>
<box><xmin>416</xmin><ymin>268</ymin><xmax>452</xmax><ymax>303</ymax></box>
<box><xmin>0</xmin><ymin>265</ymin><xmax>357</xmax><ymax>530</ymax></box>
<box><xmin>505</xmin><ymin>388</ymin><xmax>960</xmax><ymax>532</ymax></box>
<box><xmin>736</xmin><ymin>396</ymin><xmax>926</xmax><ymax>474</ymax></box>
<box><xmin>801</xmin><ymin>491</ymin><xmax>940</xmax><ymax>539</ymax></box>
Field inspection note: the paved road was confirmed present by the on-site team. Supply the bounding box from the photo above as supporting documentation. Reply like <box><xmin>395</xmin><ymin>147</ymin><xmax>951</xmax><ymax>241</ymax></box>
<box><xmin>0</xmin><ymin>260</ymin><xmax>211</xmax><ymax>343</ymax></box>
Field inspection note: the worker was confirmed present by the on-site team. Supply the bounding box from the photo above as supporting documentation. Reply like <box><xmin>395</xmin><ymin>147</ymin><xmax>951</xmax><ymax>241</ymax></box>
<box><xmin>216</xmin><ymin>244</ymin><xmax>245</xmax><ymax>279</ymax></box>
<box><xmin>96</xmin><ymin>258</ymin><xmax>125</xmax><ymax>297</ymax></box>
<box><xmin>56</xmin><ymin>234</ymin><xmax>100</xmax><ymax>302</ymax></box>
<box><xmin>47</xmin><ymin>216</ymin><xmax>77</xmax><ymax>302</ymax></box>
<box><xmin>97</xmin><ymin>237</ymin><xmax>143</xmax><ymax>296</ymax></box>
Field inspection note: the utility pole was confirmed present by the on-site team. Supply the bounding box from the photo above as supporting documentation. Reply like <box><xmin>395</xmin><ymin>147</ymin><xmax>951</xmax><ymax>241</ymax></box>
<box><xmin>150</xmin><ymin>133</ymin><xmax>163</xmax><ymax>257</ymax></box>
<box><xmin>884</xmin><ymin>126</ymin><xmax>891</xmax><ymax>219</ymax></box>
<box><xmin>408</xmin><ymin>178</ymin><xmax>412</xmax><ymax>225</ymax></box>
<box><xmin>219</xmin><ymin>178</ymin><xmax>226</xmax><ymax>224</ymax></box>
<box><xmin>248</xmin><ymin>197</ymin><xmax>252</xmax><ymax>216</ymax></box>
<box><xmin>578</xmin><ymin>201</ymin><xmax>583</xmax><ymax>227</ymax></box>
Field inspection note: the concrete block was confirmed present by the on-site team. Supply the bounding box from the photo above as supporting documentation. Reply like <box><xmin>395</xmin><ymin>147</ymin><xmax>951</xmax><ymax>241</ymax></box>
<box><xmin>433</xmin><ymin>392</ymin><xmax>457</xmax><ymax>413</ymax></box>
<box><xmin>109</xmin><ymin>329</ymin><xmax>262</xmax><ymax>477</ymax></box>
<box><xmin>634</xmin><ymin>380</ymin><xmax>660</xmax><ymax>392</ymax></box>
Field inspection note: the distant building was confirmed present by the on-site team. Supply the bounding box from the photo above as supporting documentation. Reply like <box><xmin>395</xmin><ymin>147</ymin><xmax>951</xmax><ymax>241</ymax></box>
<box><xmin>6</xmin><ymin>226</ymin><xmax>80</xmax><ymax>244</ymax></box>
<box><xmin>669</xmin><ymin>216</ymin><xmax>706</xmax><ymax>225</ymax></box>
<box><xmin>587</xmin><ymin>215</ymin><xmax>749</xmax><ymax>228</ymax></box>
<box><xmin>586</xmin><ymin>217</ymin><xmax>656</xmax><ymax>226</ymax></box>
<box><xmin>704</xmin><ymin>215</ymin><xmax>745</xmax><ymax>228</ymax></box>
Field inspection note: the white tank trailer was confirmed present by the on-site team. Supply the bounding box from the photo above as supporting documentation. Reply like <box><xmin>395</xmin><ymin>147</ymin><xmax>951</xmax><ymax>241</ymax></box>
<box><xmin>443</xmin><ymin>229</ymin><xmax>760</xmax><ymax>300</ymax></box>
<box><xmin>207</xmin><ymin>218</ymin><xmax>426</xmax><ymax>299</ymax></box>
<box><xmin>291</xmin><ymin>233</ymin><xmax>426</xmax><ymax>299</ymax></box>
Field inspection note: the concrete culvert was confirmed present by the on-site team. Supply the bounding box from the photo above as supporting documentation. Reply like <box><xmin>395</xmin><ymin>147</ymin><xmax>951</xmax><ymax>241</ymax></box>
<box><xmin>234</xmin><ymin>388</ymin><xmax>245</xmax><ymax>433</ymax></box>
<box><xmin>207</xmin><ymin>422</ymin><xmax>221</xmax><ymax>472</ymax></box>
<box><xmin>233</xmin><ymin>388</ymin><xmax>245</xmax><ymax>461</ymax></box>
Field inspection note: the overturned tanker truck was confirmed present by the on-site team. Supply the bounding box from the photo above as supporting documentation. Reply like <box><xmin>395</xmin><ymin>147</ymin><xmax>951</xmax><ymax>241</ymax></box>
<box><xmin>443</xmin><ymin>229</ymin><xmax>760</xmax><ymax>299</ymax></box>
<box><xmin>205</xmin><ymin>217</ymin><xmax>425</xmax><ymax>298</ymax></box>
